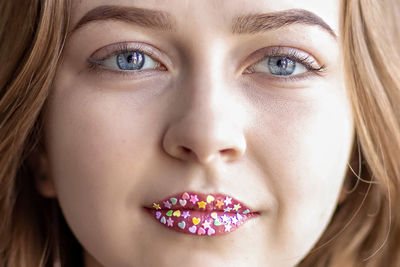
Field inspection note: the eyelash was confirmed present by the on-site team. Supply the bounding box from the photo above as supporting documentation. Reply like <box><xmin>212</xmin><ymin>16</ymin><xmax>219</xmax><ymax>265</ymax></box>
<box><xmin>244</xmin><ymin>46</ymin><xmax>327</xmax><ymax>81</ymax></box>
<box><xmin>87</xmin><ymin>43</ymin><xmax>326</xmax><ymax>81</ymax></box>
<box><xmin>87</xmin><ymin>43</ymin><xmax>166</xmax><ymax>77</ymax></box>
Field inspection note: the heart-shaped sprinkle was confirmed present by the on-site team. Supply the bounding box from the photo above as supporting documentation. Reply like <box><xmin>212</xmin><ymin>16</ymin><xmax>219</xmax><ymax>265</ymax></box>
<box><xmin>206</xmin><ymin>195</ymin><xmax>215</xmax><ymax>203</ymax></box>
<box><xmin>166</xmin><ymin>210</ymin><xmax>173</xmax><ymax>217</ymax></box>
<box><xmin>179</xmin><ymin>199</ymin><xmax>187</xmax><ymax>207</ymax></box>
<box><xmin>182</xmin><ymin>192</ymin><xmax>190</xmax><ymax>200</ymax></box>
<box><xmin>189</xmin><ymin>225</ymin><xmax>197</xmax><ymax>233</ymax></box>
<box><xmin>207</xmin><ymin>228</ymin><xmax>216</xmax><ymax>236</ymax></box>
<box><xmin>192</xmin><ymin>217</ymin><xmax>200</xmax><ymax>225</ymax></box>
<box><xmin>160</xmin><ymin>216</ymin><xmax>166</xmax><ymax>224</ymax></box>
<box><xmin>178</xmin><ymin>221</ymin><xmax>186</xmax><ymax>229</ymax></box>
<box><xmin>197</xmin><ymin>227</ymin><xmax>206</xmax><ymax>235</ymax></box>
<box><xmin>170</xmin><ymin>198</ymin><xmax>178</xmax><ymax>205</ymax></box>
<box><xmin>156</xmin><ymin>211</ymin><xmax>162</xmax><ymax>219</ymax></box>
<box><xmin>214</xmin><ymin>218</ymin><xmax>223</xmax><ymax>226</ymax></box>
<box><xmin>211</xmin><ymin>212</ymin><xmax>218</xmax><ymax>219</ymax></box>
<box><xmin>243</xmin><ymin>209</ymin><xmax>250</xmax><ymax>214</ymax></box>
<box><xmin>173</xmin><ymin>210</ymin><xmax>181</xmax><ymax>217</ymax></box>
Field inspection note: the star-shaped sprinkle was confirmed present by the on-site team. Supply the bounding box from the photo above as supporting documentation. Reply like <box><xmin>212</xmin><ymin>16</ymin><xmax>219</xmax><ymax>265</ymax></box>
<box><xmin>215</xmin><ymin>200</ymin><xmax>224</xmax><ymax>209</ymax></box>
<box><xmin>233</xmin><ymin>203</ymin><xmax>241</xmax><ymax>212</ymax></box>
<box><xmin>236</xmin><ymin>213</ymin><xmax>243</xmax><ymax>221</ymax></box>
<box><xmin>224</xmin><ymin>206</ymin><xmax>232</xmax><ymax>213</ymax></box>
<box><xmin>224</xmin><ymin>196</ymin><xmax>232</xmax><ymax>205</ymax></box>
<box><xmin>182</xmin><ymin>211</ymin><xmax>190</xmax><ymax>219</ymax></box>
<box><xmin>224</xmin><ymin>223</ymin><xmax>232</xmax><ymax>232</ymax></box>
<box><xmin>231</xmin><ymin>216</ymin><xmax>239</xmax><ymax>225</ymax></box>
<box><xmin>153</xmin><ymin>203</ymin><xmax>161</xmax><ymax>210</ymax></box>
<box><xmin>167</xmin><ymin>217</ymin><xmax>174</xmax><ymax>227</ymax></box>
<box><xmin>190</xmin><ymin>194</ymin><xmax>199</xmax><ymax>204</ymax></box>
<box><xmin>197</xmin><ymin>201</ymin><xmax>207</xmax><ymax>209</ymax></box>
<box><xmin>221</xmin><ymin>214</ymin><xmax>230</xmax><ymax>223</ymax></box>
<box><xmin>202</xmin><ymin>220</ymin><xmax>212</xmax><ymax>229</ymax></box>
<box><xmin>163</xmin><ymin>201</ymin><xmax>172</xmax><ymax>209</ymax></box>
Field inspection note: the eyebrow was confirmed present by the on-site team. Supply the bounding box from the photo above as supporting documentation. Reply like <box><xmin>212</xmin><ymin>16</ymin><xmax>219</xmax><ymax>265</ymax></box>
<box><xmin>71</xmin><ymin>5</ymin><xmax>176</xmax><ymax>33</ymax></box>
<box><xmin>71</xmin><ymin>5</ymin><xmax>336</xmax><ymax>39</ymax></box>
<box><xmin>232</xmin><ymin>9</ymin><xmax>337</xmax><ymax>38</ymax></box>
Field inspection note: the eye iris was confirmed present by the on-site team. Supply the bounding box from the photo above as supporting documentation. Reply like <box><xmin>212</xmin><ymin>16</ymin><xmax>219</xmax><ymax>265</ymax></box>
<box><xmin>268</xmin><ymin>57</ymin><xmax>296</xmax><ymax>75</ymax></box>
<box><xmin>117</xmin><ymin>51</ymin><xmax>144</xmax><ymax>70</ymax></box>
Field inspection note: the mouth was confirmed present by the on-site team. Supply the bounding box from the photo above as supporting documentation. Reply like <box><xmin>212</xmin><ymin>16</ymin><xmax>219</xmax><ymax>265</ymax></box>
<box><xmin>145</xmin><ymin>192</ymin><xmax>258</xmax><ymax>236</ymax></box>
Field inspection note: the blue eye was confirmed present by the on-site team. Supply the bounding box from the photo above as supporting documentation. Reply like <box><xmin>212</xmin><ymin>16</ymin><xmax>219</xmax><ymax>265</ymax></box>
<box><xmin>117</xmin><ymin>51</ymin><xmax>145</xmax><ymax>70</ymax></box>
<box><xmin>95</xmin><ymin>50</ymin><xmax>160</xmax><ymax>71</ymax></box>
<box><xmin>253</xmin><ymin>56</ymin><xmax>307</xmax><ymax>76</ymax></box>
<box><xmin>267</xmin><ymin>57</ymin><xmax>296</xmax><ymax>75</ymax></box>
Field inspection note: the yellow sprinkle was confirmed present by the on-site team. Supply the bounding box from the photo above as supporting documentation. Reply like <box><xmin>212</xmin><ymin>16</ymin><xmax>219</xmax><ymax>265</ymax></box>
<box><xmin>206</xmin><ymin>195</ymin><xmax>215</xmax><ymax>203</ymax></box>
<box><xmin>173</xmin><ymin>210</ymin><xmax>181</xmax><ymax>217</ymax></box>
<box><xmin>197</xmin><ymin>201</ymin><xmax>207</xmax><ymax>209</ymax></box>
<box><xmin>233</xmin><ymin>204</ymin><xmax>241</xmax><ymax>211</ymax></box>
<box><xmin>153</xmin><ymin>203</ymin><xmax>161</xmax><ymax>210</ymax></box>
<box><xmin>192</xmin><ymin>217</ymin><xmax>200</xmax><ymax>225</ymax></box>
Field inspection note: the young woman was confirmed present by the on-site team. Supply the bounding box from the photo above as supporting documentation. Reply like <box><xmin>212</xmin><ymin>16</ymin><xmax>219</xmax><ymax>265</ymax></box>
<box><xmin>1</xmin><ymin>0</ymin><xmax>399</xmax><ymax>266</ymax></box>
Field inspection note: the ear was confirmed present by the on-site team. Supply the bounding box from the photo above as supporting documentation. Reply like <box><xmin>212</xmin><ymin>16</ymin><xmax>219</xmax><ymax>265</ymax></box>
<box><xmin>30</xmin><ymin>143</ymin><xmax>57</xmax><ymax>198</ymax></box>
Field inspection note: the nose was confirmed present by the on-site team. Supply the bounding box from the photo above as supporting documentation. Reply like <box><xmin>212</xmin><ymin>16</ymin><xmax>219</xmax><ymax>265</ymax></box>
<box><xmin>162</xmin><ymin>71</ymin><xmax>247</xmax><ymax>165</ymax></box>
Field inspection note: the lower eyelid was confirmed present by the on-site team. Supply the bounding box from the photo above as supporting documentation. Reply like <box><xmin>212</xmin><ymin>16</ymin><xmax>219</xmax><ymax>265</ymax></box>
<box><xmin>248</xmin><ymin>71</ymin><xmax>322</xmax><ymax>86</ymax></box>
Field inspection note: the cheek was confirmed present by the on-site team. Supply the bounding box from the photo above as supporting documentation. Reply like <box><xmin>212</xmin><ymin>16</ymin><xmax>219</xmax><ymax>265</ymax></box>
<box><xmin>44</xmin><ymin>69</ymin><xmax>169</xmax><ymax>263</ymax></box>
<box><xmin>249</xmin><ymin>84</ymin><xmax>354</xmax><ymax>256</ymax></box>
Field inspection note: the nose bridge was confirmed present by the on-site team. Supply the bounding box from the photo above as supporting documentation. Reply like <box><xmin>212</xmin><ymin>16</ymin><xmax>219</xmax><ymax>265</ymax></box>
<box><xmin>185</xmin><ymin>42</ymin><xmax>227</xmax><ymax>119</ymax></box>
<box><xmin>162</xmin><ymin>44</ymin><xmax>246</xmax><ymax>165</ymax></box>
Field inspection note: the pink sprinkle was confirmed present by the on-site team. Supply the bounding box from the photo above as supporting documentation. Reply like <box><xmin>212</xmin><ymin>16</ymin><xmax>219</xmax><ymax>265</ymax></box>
<box><xmin>167</xmin><ymin>217</ymin><xmax>174</xmax><ymax>227</ymax></box>
<box><xmin>189</xmin><ymin>194</ymin><xmax>199</xmax><ymax>204</ymax></box>
<box><xmin>182</xmin><ymin>211</ymin><xmax>190</xmax><ymax>219</ymax></box>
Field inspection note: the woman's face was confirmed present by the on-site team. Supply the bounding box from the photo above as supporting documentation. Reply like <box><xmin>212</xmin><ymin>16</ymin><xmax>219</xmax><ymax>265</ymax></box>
<box><xmin>42</xmin><ymin>0</ymin><xmax>353</xmax><ymax>266</ymax></box>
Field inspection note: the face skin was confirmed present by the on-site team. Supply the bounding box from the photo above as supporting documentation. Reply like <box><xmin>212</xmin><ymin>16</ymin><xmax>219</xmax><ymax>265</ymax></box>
<box><xmin>39</xmin><ymin>0</ymin><xmax>354</xmax><ymax>266</ymax></box>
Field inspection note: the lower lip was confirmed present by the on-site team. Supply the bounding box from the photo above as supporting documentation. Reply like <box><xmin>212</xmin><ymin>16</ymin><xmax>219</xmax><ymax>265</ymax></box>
<box><xmin>146</xmin><ymin>193</ymin><xmax>257</xmax><ymax>236</ymax></box>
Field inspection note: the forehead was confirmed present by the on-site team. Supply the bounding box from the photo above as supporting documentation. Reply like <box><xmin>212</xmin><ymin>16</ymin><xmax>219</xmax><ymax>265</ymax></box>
<box><xmin>70</xmin><ymin>0</ymin><xmax>340</xmax><ymax>34</ymax></box>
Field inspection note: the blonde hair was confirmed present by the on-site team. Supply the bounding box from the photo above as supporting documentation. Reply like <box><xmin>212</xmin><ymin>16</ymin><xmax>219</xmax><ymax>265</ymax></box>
<box><xmin>0</xmin><ymin>0</ymin><xmax>399</xmax><ymax>266</ymax></box>
<box><xmin>300</xmin><ymin>0</ymin><xmax>400</xmax><ymax>266</ymax></box>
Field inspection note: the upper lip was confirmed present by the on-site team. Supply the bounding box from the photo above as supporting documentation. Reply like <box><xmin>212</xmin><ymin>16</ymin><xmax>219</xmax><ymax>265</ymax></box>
<box><xmin>146</xmin><ymin>191</ymin><xmax>256</xmax><ymax>214</ymax></box>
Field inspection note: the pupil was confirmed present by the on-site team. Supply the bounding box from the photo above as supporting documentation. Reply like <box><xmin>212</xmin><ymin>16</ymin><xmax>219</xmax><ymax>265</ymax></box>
<box><xmin>277</xmin><ymin>59</ymin><xmax>288</xmax><ymax>69</ymax></box>
<box><xmin>127</xmin><ymin>54</ymin><xmax>134</xmax><ymax>63</ymax></box>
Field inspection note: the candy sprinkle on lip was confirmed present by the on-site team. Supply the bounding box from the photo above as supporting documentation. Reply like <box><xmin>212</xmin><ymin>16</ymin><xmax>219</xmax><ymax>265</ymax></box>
<box><xmin>147</xmin><ymin>192</ymin><xmax>257</xmax><ymax>236</ymax></box>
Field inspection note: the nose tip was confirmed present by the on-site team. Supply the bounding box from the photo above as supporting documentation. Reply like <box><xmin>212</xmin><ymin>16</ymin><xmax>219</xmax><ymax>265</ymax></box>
<box><xmin>162</xmin><ymin>116</ymin><xmax>247</xmax><ymax>165</ymax></box>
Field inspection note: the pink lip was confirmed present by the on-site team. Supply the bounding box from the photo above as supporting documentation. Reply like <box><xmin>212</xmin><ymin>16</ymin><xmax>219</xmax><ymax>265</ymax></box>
<box><xmin>145</xmin><ymin>192</ymin><xmax>258</xmax><ymax>236</ymax></box>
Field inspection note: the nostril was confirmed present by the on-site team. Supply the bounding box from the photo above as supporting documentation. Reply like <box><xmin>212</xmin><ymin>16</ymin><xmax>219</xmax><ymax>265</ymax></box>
<box><xmin>179</xmin><ymin>146</ymin><xmax>199</xmax><ymax>162</ymax></box>
<box><xmin>174</xmin><ymin>146</ymin><xmax>243</xmax><ymax>163</ymax></box>
<box><xmin>181</xmin><ymin>147</ymin><xmax>191</xmax><ymax>153</ymax></box>
<box><xmin>179</xmin><ymin>146</ymin><xmax>193</xmax><ymax>158</ymax></box>
<box><xmin>220</xmin><ymin>148</ymin><xmax>235</xmax><ymax>155</ymax></box>
<box><xmin>220</xmin><ymin>148</ymin><xmax>240</xmax><ymax>161</ymax></box>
